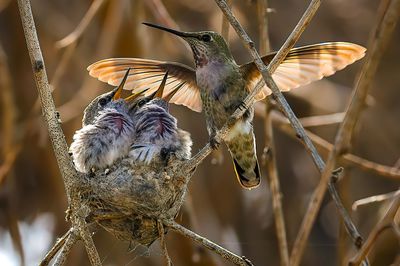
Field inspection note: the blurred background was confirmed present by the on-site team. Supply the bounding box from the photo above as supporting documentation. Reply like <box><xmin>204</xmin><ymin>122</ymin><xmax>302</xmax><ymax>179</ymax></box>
<box><xmin>0</xmin><ymin>0</ymin><xmax>399</xmax><ymax>265</ymax></box>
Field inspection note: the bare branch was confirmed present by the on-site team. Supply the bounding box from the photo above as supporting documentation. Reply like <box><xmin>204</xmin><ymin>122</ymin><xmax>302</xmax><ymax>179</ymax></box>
<box><xmin>158</xmin><ymin>220</ymin><xmax>172</xmax><ymax>266</ymax></box>
<box><xmin>291</xmin><ymin>0</ymin><xmax>400</xmax><ymax>264</ymax></box>
<box><xmin>17</xmin><ymin>0</ymin><xmax>103</xmax><ymax>265</ymax></box>
<box><xmin>257</xmin><ymin>1</ymin><xmax>289</xmax><ymax>265</ymax></box>
<box><xmin>221</xmin><ymin>0</ymin><xmax>232</xmax><ymax>40</ymax></box>
<box><xmin>55</xmin><ymin>0</ymin><xmax>107</xmax><ymax>49</ymax></box>
<box><xmin>53</xmin><ymin>230</ymin><xmax>79</xmax><ymax>266</ymax></box>
<box><xmin>0</xmin><ymin>42</ymin><xmax>20</xmax><ymax>186</ymax></box>
<box><xmin>163</xmin><ymin>219</ymin><xmax>253</xmax><ymax>266</ymax></box>
<box><xmin>349</xmin><ymin>190</ymin><xmax>400</xmax><ymax>266</ymax></box>
<box><xmin>352</xmin><ymin>189</ymin><xmax>400</xmax><ymax>211</ymax></box>
<box><xmin>39</xmin><ymin>229</ymin><xmax>75</xmax><ymax>266</ymax></box>
<box><xmin>211</xmin><ymin>1</ymin><xmax>362</xmax><ymax>264</ymax></box>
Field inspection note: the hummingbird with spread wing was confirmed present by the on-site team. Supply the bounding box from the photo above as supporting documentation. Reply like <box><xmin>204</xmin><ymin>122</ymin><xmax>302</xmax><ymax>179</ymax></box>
<box><xmin>87</xmin><ymin>23</ymin><xmax>366</xmax><ymax>189</ymax></box>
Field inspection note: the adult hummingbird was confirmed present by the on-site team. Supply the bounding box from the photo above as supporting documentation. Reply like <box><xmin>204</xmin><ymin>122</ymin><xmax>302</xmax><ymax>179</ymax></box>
<box><xmin>87</xmin><ymin>23</ymin><xmax>366</xmax><ymax>188</ymax></box>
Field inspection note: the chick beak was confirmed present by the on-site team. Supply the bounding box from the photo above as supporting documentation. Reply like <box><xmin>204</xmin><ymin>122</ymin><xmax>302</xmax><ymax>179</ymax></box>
<box><xmin>149</xmin><ymin>71</ymin><xmax>168</xmax><ymax>99</ymax></box>
<box><xmin>112</xmin><ymin>67</ymin><xmax>131</xmax><ymax>101</ymax></box>
<box><xmin>124</xmin><ymin>88</ymin><xmax>150</xmax><ymax>103</ymax></box>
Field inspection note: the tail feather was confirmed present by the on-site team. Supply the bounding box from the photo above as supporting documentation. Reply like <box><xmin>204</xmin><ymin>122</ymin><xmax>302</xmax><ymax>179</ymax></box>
<box><xmin>226</xmin><ymin>124</ymin><xmax>261</xmax><ymax>189</ymax></box>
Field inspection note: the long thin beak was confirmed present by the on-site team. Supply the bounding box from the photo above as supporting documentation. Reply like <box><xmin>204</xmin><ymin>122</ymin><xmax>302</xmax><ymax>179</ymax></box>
<box><xmin>112</xmin><ymin>68</ymin><xmax>131</xmax><ymax>100</ymax></box>
<box><xmin>143</xmin><ymin>22</ymin><xmax>197</xmax><ymax>38</ymax></box>
<box><xmin>124</xmin><ymin>88</ymin><xmax>150</xmax><ymax>103</ymax></box>
<box><xmin>149</xmin><ymin>72</ymin><xmax>168</xmax><ymax>99</ymax></box>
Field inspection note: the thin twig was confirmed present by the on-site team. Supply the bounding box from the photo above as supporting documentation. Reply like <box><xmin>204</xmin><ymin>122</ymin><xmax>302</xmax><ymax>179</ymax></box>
<box><xmin>291</xmin><ymin>0</ymin><xmax>400</xmax><ymax>264</ymax></box>
<box><xmin>158</xmin><ymin>220</ymin><xmax>172</xmax><ymax>266</ymax></box>
<box><xmin>17</xmin><ymin>1</ymin><xmax>102</xmax><ymax>265</ymax></box>
<box><xmin>261</xmin><ymin>109</ymin><xmax>400</xmax><ymax>179</ymax></box>
<box><xmin>349</xmin><ymin>190</ymin><xmax>400</xmax><ymax>266</ymax></box>
<box><xmin>221</xmin><ymin>0</ymin><xmax>232</xmax><ymax>40</ymax></box>
<box><xmin>55</xmin><ymin>0</ymin><xmax>107</xmax><ymax>49</ymax></box>
<box><xmin>53</xmin><ymin>229</ymin><xmax>79</xmax><ymax>266</ymax></box>
<box><xmin>291</xmin><ymin>1</ymin><xmax>400</xmax><ymax>265</ymax></box>
<box><xmin>39</xmin><ymin>229</ymin><xmax>74</xmax><ymax>266</ymax></box>
<box><xmin>211</xmin><ymin>1</ymin><xmax>363</xmax><ymax>264</ymax></box>
<box><xmin>144</xmin><ymin>0</ymin><xmax>188</xmax><ymax>49</ymax></box>
<box><xmin>352</xmin><ymin>189</ymin><xmax>400</xmax><ymax>211</ymax></box>
<box><xmin>257</xmin><ymin>0</ymin><xmax>289</xmax><ymax>265</ymax></box>
<box><xmin>0</xmin><ymin>42</ymin><xmax>20</xmax><ymax>186</ymax></box>
<box><xmin>163</xmin><ymin>219</ymin><xmax>253</xmax><ymax>266</ymax></box>
<box><xmin>256</xmin><ymin>0</ymin><xmax>271</xmax><ymax>54</ymax></box>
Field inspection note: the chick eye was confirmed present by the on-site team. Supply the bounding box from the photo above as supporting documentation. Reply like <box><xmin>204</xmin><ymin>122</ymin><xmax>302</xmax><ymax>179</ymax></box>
<box><xmin>98</xmin><ymin>97</ymin><xmax>108</xmax><ymax>107</ymax></box>
<box><xmin>137</xmin><ymin>99</ymin><xmax>147</xmax><ymax>107</ymax></box>
<box><xmin>201</xmin><ymin>34</ymin><xmax>211</xmax><ymax>42</ymax></box>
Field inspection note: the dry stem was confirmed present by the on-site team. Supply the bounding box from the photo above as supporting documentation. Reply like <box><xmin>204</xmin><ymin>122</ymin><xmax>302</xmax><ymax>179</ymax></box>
<box><xmin>39</xmin><ymin>229</ymin><xmax>75</xmax><ymax>266</ymax></box>
<box><xmin>291</xmin><ymin>0</ymin><xmax>400</xmax><ymax>264</ymax></box>
<box><xmin>349</xmin><ymin>190</ymin><xmax>400</xmax><ymax>265</ymax></box>
<box><xmin>55</xmin><ymin>0</ymin><xmax>107</xmax><ymax>49</ymax></box>
<box><xmin>209</xmin><ymin>1</ymin><xmax>363</xmax><ymax>265</ymax></box>
<box><xmin>257</xmin><ymin>0</ymin><xmax>289</xmax><ymax>265</ymax></box>
<box><xmin>17</xmin><ymin>0</ymin><xmax>102</xmax><ymax>264</ymax></box>
<box><xmin>163</xmin><ymin>219</ymin><xmax>253</xmax><ymax>266</ymax></box>
<box><xmin>158</xmin><ymin>220</ymin><xmax>172</xmax><ymax>266</ymax></box>
<box><xmin>53</xmin><ymin>230</ymin><xmax>79</xmax><ymax>266</ymax></box>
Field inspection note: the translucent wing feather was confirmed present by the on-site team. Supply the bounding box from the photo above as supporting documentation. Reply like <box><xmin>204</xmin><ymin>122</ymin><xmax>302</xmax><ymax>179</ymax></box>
<box><xmin>241</xmin><ymin>42</ymin><xmax>366</xmax><ymax>101</ymax></box>
<box><xmin>88</xmin><ymin>58</ymin><xmax>202</xmax><ymax>112</ymax></box>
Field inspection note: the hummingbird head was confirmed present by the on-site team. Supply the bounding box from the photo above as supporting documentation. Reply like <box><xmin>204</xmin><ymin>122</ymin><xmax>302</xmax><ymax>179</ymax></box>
<box><xmin>143</xmin><ymin>22</ymin><xmax>233</xmax><ymax>68</ymax></box>
<box><xmin>83</xmin><ymin>68</ymin><xmax>143</xmax><ymax>126</ymax></box>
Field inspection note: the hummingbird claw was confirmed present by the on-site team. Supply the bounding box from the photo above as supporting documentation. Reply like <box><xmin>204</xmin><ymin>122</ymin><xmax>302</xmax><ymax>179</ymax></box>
<box><xmin>209</xmin><ymin>136</ymin><xmax>220</xmax><ymax>150</ymax></box>
<box><xmin>238</xmin><ymin>101</ymin><xmax>247</xmax><ymax>111</ymax></box>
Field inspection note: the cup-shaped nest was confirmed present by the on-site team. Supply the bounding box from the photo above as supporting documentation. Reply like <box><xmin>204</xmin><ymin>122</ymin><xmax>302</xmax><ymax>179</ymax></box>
<box><xmin>79</xmin><ymin>156</ymin><xmax>191</xmax><ymax>246</ymax></box>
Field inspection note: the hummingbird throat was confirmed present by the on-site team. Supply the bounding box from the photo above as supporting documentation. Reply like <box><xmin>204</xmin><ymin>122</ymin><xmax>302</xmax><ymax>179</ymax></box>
<box><xmin>190</xmin><ymin>44</ymin><xmax>209</xmax><ymax>68</ymax></box>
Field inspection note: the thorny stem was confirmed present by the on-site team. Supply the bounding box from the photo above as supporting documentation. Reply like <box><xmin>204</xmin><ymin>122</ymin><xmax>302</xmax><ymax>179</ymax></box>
<box><xmin>163</xmin><ymin>219</ymin><xmax>254</xmax><ymax>266</ymax></box>
<box><xmin>17</xmin><ymin>0</ymin><xmax>102</xmax><ymax>265</ymax></box>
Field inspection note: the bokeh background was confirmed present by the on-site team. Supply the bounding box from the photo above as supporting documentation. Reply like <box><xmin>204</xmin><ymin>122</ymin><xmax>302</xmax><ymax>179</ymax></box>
<box><xmin>0</xmin><ymin>0</ymin><xmax>399</xmax><ymax>265</ymax></box>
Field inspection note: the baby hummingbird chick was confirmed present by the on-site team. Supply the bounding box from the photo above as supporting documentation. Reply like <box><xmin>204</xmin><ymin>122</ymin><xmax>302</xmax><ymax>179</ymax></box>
<box><xmin>70</xmin><ymin>69</ymin><xmax>142</xmax><ymax>173</ymax></box>
<box><xmin>129</xmin><ymin>72</ymin><xmax>192</xmax><ymax>165</ymax></box>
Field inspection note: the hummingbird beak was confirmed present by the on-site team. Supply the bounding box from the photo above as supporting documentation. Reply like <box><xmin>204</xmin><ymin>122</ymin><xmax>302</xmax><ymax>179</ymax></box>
<box><xmin>112</xmin><ymin>68</ymin><xmax>131</xmax><ymax>100</ymax></box>
<box><xmin>124</xmin><ymin>88</ymin><xmax>150</xmax><ymax>103</ymax></box>
<box><xmin>149</xmin><ymin>71</ymin><xmax>168</xmax><ymax>99</ymax></box>
<box><xmin>142</xmin><ymin>22</ymin><xmax>198</xmax><ymax>39</ymax></box>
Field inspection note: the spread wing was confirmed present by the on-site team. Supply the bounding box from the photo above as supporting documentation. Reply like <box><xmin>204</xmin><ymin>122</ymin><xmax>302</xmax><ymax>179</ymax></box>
<box><xmin>87</xmin><ymin>58</ymin><xmax>202</xmax><ymax>112</ymax></box>
<box><xmin>241</xmin><ymin>42</ymin><xmax>366</xmax><ymax>101</ymax></box>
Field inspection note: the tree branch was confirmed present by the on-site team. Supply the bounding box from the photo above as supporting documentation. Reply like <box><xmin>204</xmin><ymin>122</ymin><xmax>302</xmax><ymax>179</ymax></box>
<box><xmin>163</xmin><ymin>219</ymin><xmax>253</xmax><ymax>266</ymax></box>
<box><xmin>17</xmin><ymin>0</ymin><xmax>102</xmax><ymax>264</ymax></box>
<box><xmin>290</xmin><ymin>0</ymin><xmax>400</xmax><ymax>264</ymax></box>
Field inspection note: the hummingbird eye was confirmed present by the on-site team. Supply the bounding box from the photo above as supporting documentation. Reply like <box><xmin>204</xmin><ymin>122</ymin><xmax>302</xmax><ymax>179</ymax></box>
<box><xmin>201</xmin><ymin>34</ymin><xmax>211</xmax><ymax>42</ymax></box>
<box><xmin>98</xmin><ymin>97</ymin><xmax>108</xmax><ymax>107</ymax></box>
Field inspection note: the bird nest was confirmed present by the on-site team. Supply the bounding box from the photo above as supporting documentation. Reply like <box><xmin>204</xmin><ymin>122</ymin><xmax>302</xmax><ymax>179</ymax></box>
<box><xmin>77</xmin><ymin>155</ymin><xmax>191</xmax><ymax>246</ymax></box>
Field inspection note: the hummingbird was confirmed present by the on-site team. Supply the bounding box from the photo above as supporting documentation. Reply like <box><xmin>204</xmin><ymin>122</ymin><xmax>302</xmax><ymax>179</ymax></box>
<box><xmin>70</xmin><ymin>69</ymin><xmax>142</xmax><ymax>173</ymax></box>
<box><xmin>87</xmin><ymin>23</ymin><xmax>366</xmax><ymax>189</ymax></box>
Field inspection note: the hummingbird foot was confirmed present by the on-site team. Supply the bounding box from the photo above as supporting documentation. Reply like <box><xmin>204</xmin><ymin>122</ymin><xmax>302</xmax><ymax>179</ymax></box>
<box><xmin>209</xmin><ymin>136</ymin><xmax>220</xmax><ymax>150</ymax></box>
<box><xmin>238</xmin><ymin>101</ymin><xmax>248</xmax><ymax>111</ymax></box>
